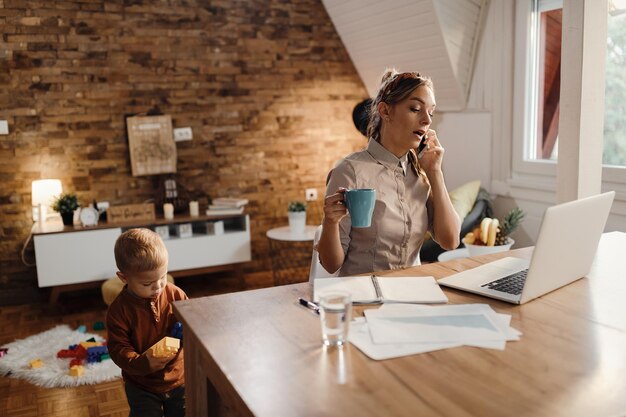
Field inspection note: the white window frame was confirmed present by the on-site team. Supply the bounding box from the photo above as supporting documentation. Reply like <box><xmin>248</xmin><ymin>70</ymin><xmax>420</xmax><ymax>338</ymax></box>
<box><xmin>510</xmin><ymin>0</ymin><xmax>626</xmax><ymax>199</ymax></box>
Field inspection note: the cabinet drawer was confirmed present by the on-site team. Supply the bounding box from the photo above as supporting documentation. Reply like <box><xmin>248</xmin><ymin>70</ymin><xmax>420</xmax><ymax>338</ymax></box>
<box><xmin>34</xmin><ymin>228</ymin><xmax>121</xmax><ymax>287</ymax></box>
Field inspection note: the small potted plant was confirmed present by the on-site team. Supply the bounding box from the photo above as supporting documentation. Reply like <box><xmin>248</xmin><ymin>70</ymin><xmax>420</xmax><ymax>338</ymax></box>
<box><xmin>52</xmin><ymin>193</ymin><xmax>80</xmax><ymax>226</ymax></box>
<box><xmin>287</xmin><ymin>201</ymin><xmax>307</xmax><ymax>234</ymax></box>
<box><xmin>463</xmin><ymin>207</ymin><xmax>525</xmax><ymax>256</ymax></box>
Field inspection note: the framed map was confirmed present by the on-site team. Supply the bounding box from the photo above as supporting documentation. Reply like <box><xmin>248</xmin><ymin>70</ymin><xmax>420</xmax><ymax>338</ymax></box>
<box><xmin>126</xmin><ymin>115</ymin><xmax>177</xmax><ymax>176</ymax></box>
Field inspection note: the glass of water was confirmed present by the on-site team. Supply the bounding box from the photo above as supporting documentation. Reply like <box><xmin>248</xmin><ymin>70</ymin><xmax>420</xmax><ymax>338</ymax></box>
<box><xmin>319</xmin><ymin>291</ymin><xmax>352</xmax><ymax>347</ymax></box>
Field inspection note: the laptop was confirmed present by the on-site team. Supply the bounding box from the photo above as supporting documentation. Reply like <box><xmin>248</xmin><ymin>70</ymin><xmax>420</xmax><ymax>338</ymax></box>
<box><xmin>438</xmin><ymin>191</ymin><xmax>615</xmax><ymax>304</ymax></box>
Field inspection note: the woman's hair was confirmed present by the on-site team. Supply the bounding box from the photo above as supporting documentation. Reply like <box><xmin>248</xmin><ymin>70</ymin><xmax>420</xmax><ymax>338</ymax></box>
<box><xmin>367</xmin><ymin>68</ymin><xmax>434</xmax><ymax>178</ymax></box>
<box><xmin>114</xmin><ymin>228</ymin><xmax>168</xmax><ymax>274</ymax></box>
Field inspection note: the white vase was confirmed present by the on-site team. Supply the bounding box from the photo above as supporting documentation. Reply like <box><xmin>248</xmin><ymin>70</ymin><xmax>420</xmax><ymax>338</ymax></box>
<box><xmin>288</xmin><ymin>211</ymin><xmax>306</xmax><ymax>234</ymax></box>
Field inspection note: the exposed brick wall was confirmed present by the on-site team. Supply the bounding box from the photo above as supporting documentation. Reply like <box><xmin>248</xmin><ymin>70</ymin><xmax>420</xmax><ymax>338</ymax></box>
<box><xmin>0</xmin><ymin>0</ymin><xmax>367</xmax><ymax>305</ymax></box>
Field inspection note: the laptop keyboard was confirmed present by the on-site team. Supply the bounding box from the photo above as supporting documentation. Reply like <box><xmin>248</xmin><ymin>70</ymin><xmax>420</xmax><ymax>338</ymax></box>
<box><xmin>481</xmin><ymin>269</ymin><xmax>529</xmax><ymax>295</ymax></box>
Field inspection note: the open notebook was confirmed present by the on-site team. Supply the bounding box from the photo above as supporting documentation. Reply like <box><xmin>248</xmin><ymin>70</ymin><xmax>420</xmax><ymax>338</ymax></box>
<box><xmin>313</xmin><ymin>276</ymin><xmax>448</xmax><ymax>305</ymax></box>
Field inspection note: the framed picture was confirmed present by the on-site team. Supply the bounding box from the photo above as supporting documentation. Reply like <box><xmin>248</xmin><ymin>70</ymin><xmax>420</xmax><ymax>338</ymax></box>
<box><xmin>126</xmin><ymin>115</ymin><xmax>177</xmax><ymax>176</ymax></box>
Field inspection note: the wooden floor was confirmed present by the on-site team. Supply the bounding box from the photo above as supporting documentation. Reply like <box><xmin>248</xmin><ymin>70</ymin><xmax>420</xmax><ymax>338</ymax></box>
<box><xmin>0</xmin><ymin>270</ymin><xmax>279</xmax><ymax>417</ymax></box>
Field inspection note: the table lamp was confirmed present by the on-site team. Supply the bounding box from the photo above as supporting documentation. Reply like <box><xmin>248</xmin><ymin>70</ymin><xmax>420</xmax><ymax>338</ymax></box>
<box><xmin>32</xmin><ymin>179</ymin><xmax>62</xmax><ymax>222</ymax></box>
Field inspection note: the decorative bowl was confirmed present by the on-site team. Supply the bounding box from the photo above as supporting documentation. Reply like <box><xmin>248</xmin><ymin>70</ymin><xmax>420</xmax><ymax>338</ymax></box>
<box><xmin>463</xmin><ymin>238</ymin><xmax>514</xmax><ymax>257</ymax></box>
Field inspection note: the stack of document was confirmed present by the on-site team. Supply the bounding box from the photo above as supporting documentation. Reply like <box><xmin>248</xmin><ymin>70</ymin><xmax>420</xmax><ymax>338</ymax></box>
<box><xmin>206</xmin><ymin>198</ymin><xmax>248</xmax><ymax>215</ymax></box>
<box><xmin>349</xmin><ymin>303</ymin><xmax>521</xmax><ymax>360</ymax></box>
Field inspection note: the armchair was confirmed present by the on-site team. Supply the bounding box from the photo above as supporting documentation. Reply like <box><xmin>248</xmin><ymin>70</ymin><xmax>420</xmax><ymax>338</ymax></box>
<box><xmin>420</xmin><ymin>187</ymin><xmax>493</xmax><ymax>263</ymax></box>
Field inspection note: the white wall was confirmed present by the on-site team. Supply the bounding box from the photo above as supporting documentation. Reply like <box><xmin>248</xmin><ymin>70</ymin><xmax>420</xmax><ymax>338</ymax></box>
<box><xmin>434</xmin><ymin>112</ymin><xmax>491</xmax><ymax>191</ymax></box>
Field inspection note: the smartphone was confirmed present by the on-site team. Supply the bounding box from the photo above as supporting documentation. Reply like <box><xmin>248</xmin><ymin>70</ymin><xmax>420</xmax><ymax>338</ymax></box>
<box><xmin>417</xmin><ymin>134</ymin><xmax>427</xmax><ymax>158</ymax></box>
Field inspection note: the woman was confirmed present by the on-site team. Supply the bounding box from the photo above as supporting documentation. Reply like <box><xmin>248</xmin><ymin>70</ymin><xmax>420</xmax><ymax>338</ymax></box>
<box><xmin>318</xmin><ymin>69</ymin><xmax>461</xmax><ymax>276</ymax></box>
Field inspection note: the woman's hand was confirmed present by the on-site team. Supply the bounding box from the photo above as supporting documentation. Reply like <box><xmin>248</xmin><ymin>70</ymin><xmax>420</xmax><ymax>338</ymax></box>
<box><xmin>418</xmin><ymin>129</ymin><xmax>444</xmax><ymax>173</ymax></box>
<box><xmin>323</xmin><ymin>187</ymin><xmax>348</xmax><ymax>225</ymax></box>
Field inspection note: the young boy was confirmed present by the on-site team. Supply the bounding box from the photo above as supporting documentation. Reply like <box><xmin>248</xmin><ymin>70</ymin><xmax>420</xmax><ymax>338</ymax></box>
<box><xmin>106</xmin><ymin>228</ymin><xmax>188</xmax><ymax>417</ymax></box>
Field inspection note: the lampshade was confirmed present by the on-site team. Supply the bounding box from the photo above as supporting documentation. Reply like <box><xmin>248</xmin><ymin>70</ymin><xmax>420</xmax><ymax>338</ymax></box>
<box><xmin>32</xmin><ymin>179</ymin><xmax>62</xmax><ymax>221</ymax></box>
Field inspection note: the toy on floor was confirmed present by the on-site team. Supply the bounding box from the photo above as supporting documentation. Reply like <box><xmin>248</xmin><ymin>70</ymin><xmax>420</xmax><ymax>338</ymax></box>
<box><xmin>69</xmin><ymin>365</ymin><xmax>84</xmax><ymax>377</ymax></box>
<box><xmin>93</xmin><ymin>321</ymin><xmax>105</xmax><ymax>331</ymax></box>
<box><xmin>57</xmin><ymin>338</ymin><xmax>110</xmax><ymax>367</ymax></box>
<box><xmin>0</xmin><ymin>348</ymin><xmax>8</xmax><ymax>358</ymax></box>
<box><xmin>29</xmin><ymin>359</ymin><xmax>44</xmax><ymax>368</ymax></box>
<box><xmin>77</xmin><ymin>325</ymin><xmax>87</xmax><ymax>333</ymax></box>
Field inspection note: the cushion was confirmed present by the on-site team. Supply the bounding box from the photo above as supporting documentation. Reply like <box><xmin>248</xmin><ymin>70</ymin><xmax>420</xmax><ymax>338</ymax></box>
<box><xmin>423</xmin><ymin>180</ymin><xmax>481</xmax><ymax>242</ymax></box>
<box><xmin>448</xmin><ymin>180</ymin><xmax>481</xmax><ymax>221</ymax></box>
<box><xmin>101</xmin><ymin>274</ymin><xmax>175</xmax><ymax>306</ymax></box>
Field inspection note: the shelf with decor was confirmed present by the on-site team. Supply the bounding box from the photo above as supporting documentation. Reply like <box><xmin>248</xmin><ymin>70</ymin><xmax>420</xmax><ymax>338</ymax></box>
<box><xmin>31</xmin><ymin>213</ymin><xmax>251</xmax><ymax>303</ymax></box>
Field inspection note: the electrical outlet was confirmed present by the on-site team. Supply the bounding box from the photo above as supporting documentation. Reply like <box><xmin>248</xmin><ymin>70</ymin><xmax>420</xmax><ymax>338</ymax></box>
<box><xmin>305</xmin><ymin>188</ymin><xmax>318</xmax><ymax>201</ymax></box>
<box><xmin>173</xmin><ymin>127</ymin><xmax>193</xmax><ymax>141</ymax></box>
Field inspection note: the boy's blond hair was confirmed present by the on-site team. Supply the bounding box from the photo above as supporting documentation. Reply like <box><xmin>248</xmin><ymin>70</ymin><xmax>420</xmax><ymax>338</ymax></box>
<box><xmin>114</xmin><ymin>228</ymin><xmax>168</xmax><ymax>274</ymax></box>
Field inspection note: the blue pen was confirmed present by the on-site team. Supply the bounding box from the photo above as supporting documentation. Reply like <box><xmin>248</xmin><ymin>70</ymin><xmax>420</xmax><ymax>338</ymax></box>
<box><xmin>298</xmin><ymin>298</ymin><xmax>320</xmax><ymax>315</ymax></box>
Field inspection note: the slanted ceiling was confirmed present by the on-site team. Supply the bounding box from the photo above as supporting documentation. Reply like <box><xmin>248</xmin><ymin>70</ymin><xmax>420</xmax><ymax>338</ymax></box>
<box><xmin>321</xmin><ymin>0</ymin><xmax>489</xmax><ymax>111</ymax></box>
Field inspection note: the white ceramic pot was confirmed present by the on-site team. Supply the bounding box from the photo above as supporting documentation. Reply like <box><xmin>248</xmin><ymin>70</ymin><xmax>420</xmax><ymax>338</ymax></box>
<box><xmin>463</xmin><ymin>238</ymin><xmax>515</xmax><ymax>257</ymax></box>
<box><xmin>288</xmin><ymin>211</ymin><xmax>306</xmax><ymax>234</ymax></box>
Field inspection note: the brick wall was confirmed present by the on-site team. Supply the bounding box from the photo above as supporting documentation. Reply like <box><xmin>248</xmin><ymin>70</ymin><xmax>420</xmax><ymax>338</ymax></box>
<box><xmin>0</xmin><ymin>0</ymin><xmax>367</xmax><ymax>305</ymax></box>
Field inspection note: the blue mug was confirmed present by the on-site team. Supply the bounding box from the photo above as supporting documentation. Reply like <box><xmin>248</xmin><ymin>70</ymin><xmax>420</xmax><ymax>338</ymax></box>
<box><xmin>344</xmin><ymin>189</ymin><xmax>376</xmax><ymax>228</ymax></box>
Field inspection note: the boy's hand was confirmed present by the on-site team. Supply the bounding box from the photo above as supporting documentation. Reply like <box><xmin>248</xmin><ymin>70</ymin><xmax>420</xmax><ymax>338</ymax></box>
<box><xmin>144</xmin><ymin>349</ymin><xmax>175</xmax><ymax>372</ymax></box>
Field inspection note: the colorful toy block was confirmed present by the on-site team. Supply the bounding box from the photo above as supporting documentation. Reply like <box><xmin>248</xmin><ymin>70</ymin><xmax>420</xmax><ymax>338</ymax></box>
<box><xmin>29</xmin><ymin>359</ymin><xmax>44</xmax><ymax>368</ymax></box>
<box><xmin>69</xmin><ymin>365</ymin><xmax>84</xmax><ymax>377</ymax></box>
<box><xmin>147</xmin><ymin>337</ymin><xmax>180</xmax><ymax>358</ymax></box>
<box><xmin>93</xmin><ymin>321</ymin><xmax>105</xmax><ymax>331</ymax></box>
<box><xmin>87</xmin><ymin>345</ymin><xmax>109</xmax><ymax>363</ymax></box>
<box><xmin>57</xmin><ymin>344</ymin><xmax>88</xmax><ymax>360</ymax></box>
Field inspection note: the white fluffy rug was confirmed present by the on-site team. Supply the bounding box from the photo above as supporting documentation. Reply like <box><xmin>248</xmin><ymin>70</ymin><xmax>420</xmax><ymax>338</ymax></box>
<box><xmin>0</xmin><ymin>324</ymin><xmax>121</xmax><ymax>388</ymax></box>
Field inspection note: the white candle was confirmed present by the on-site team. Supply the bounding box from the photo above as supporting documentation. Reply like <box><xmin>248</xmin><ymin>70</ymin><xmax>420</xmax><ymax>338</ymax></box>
<box><xmin>163</xmin><ymin>203</ymin><xmax>174</xmax><ymax>220</ymax></box>
<box><xmin>189</xmin><ymin>201</ymin><xmax>199</xmax><ymax>217</ymax></box>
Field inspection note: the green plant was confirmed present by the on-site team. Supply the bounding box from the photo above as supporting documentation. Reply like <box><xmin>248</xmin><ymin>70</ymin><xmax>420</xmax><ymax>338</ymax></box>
<box><xmin>288</xmin><ymin>201</ymin><xmax>307</xmax><ymax>212</ymax></box>
<box><xmin>495</xmin><ymin>207</ymin><xmax>525</xmax><ymax>245</ymax></box>
<box><xmin>52</xmin><ymin>193</ymin><xmax>79</xmax><ymax>214</ymax></box>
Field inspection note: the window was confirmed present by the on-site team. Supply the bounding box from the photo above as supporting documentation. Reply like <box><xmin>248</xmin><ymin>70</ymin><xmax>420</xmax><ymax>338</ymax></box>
<box><xmin>604</xmin><ymin>3</ymin><xmax>626</xmax><ymax>167</ymax></box>
<box><xmin>532</xmin><ymin>1</ymin><xmax>562</xmax><ymax>161</ymax></box>
<box><xmin>512</xmin><ymin>0</ymin><xmax>626</xmax><ymax>181</ymax></box>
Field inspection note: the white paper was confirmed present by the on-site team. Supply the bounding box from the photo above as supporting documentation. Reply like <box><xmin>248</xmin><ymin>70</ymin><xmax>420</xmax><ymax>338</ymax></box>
<box><xmin>364</xmin><ymin>304</ymin><xmax>514</xmax><ymax>345</ymax></box>
<box><xmin>377</xmin><ymin>276</ymin><xmax>448</xmax><ymax>304</ymax></box>
<box><xmin>349</xmin><ymin>304</ymin><xmax>522</xmax><ymax>360</ymax></box>
<box><xmin>313</xmin><ymin>276</ymin><xmax>447</xmax><ymax>304</ymax></box>
<box><xmin>314</xmin><ymin>277</ymin><xmax>378</xmax><ymax>303</ymax></box>
<box><xmin>348</xmin><ymin>318</ymin><xmax>462</xmax><ymax>360</ymax></box>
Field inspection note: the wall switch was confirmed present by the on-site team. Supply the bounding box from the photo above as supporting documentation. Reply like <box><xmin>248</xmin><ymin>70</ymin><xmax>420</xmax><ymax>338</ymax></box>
<box><xmin>0</xmin><ymin>120</ymin><xmax>8</xmax><ymax>135</ymax></box>
<box><xmin>173</xmin><ymin>127</ymin><xmax>193</xmax><ymax>141</ymax></box>
<box><xmin>305</xmin><ymin>188</ymin><xmax>318</xmax><ymax>201</ymax></box>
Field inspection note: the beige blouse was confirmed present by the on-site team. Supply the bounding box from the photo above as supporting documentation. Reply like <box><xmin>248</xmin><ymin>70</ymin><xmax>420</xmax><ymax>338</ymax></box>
<box><xmin>326</xmin><ymin>139</ymin><xmax>433</xmax><ymax>276</ymax></box>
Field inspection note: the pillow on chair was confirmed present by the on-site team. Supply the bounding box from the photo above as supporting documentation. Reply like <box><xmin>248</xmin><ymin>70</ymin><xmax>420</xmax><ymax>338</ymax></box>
<box><xmin>423</xmin><ymin>180</ymin><xmax>481</xmax><ymax>242</ymax></box>
<box><xmin>448</xmin><ymin>180</ymin><xmax>481</xmax><ymax>221</ymax></box>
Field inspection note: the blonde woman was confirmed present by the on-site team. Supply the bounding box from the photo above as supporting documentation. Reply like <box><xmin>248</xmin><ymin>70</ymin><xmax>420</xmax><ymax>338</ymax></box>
<box><xmin>318</xmin><ymin>69</ymin><xmax>461</xmax><ymax>276</ymax></box>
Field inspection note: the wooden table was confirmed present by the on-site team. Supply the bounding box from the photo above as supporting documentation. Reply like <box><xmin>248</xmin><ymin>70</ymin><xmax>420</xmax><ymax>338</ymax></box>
<box><xmin>173</xmin><ymin>232</ymin><xmax>626</xmax><ymax>417</ymax></box>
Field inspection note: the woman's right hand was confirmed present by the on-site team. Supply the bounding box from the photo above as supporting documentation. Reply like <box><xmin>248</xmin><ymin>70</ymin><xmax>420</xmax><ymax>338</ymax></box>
<box><xmin>323</xmin><ymin>187</ymin><xmax>348</xmax><ymax>225</ymax></box>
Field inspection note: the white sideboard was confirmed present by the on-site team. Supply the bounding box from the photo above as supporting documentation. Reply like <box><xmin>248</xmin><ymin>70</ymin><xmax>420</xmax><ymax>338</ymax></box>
<box><xmin>32</xmin><ymin>214</ymin><xmax>251</xmax><ymax>291</ymax></box>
